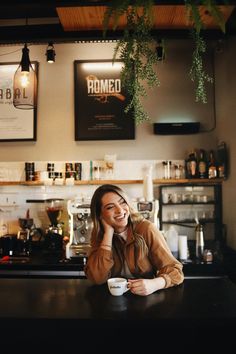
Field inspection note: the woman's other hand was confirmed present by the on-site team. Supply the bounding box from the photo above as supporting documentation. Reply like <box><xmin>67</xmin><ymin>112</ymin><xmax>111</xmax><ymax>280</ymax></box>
<box><xmin>128</xmin><ymin>277</ymin><xmax>166</xmax><ymax>296</ymax></box>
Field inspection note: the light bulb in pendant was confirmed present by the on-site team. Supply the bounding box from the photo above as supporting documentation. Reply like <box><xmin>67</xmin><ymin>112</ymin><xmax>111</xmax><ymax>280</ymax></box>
<box><xmin>20</xmin><ymin>71</ymin><xmax>30</xmax><ymax>88</ymax></box>
<box><xmin>13</xmin><ymin>43</ymin><xmax>37</xmax><ymax>109</ymax></box>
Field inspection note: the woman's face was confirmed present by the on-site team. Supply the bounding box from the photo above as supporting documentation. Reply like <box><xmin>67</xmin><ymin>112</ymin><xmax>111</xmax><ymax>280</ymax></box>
<box><xmin>100</xmin><ymin>192</ymin><xmax>130</xmax><ymax>232</ymax></box>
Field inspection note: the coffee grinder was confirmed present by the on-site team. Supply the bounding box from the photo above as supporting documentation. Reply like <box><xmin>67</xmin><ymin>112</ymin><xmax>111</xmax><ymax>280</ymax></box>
<box><xmin>17</xmin><ymin>211</ymin><xmax>34</xmax><ymax>256</ymax></box>
<box><xmin>44</xmin><ymin>198</ymin><xmax>64</xmax><ymax>256</ymax></box>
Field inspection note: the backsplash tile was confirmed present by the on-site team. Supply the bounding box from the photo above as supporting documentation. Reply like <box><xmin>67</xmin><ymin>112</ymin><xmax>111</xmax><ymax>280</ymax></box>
<box><xmin>0</xmin><ymin>159</ymin><xmax>184</xmax><ymax>235</ymax></box>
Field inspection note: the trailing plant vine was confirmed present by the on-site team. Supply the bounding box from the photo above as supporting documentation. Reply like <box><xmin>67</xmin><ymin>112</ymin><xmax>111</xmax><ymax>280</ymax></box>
<box><xmin>103</xmin><ymin>0</ymin><xmax>160</xmax><ymax>124</ymax></box>
<box><xmin>185</xmin><ymin>0</ymin><xmax>226</xmax><ymax>103</ymax></box>
<box><xmin>189</xmin><ymin>30</ymin><xmax>213</xmax><ymax>103</ymax></box>
<box><xmin>103</xmin><ymin>0</ymin><xmax>227</xmax><ymax>123</ymax></box>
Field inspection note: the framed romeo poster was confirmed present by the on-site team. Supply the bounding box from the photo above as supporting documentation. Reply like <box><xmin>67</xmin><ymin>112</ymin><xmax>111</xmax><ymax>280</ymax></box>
<box><xmin>74</xmin><ymin>60</ymin><xmax>135</xmax><ymax>141</ymax></box>
<box><xmin>0</xmin><ymin>62</ymin><xmax>38</xmax><ymax>142</ymax></box>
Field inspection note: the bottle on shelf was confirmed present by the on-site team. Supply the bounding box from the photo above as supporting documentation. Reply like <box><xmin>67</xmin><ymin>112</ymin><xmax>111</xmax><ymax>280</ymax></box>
<box><xmin>162</xmin><ymin>160</ymin><xmax>172</xmax><ymax>179</ymax></box>
<box><xmin>186</xmin><ymin>150</ymin><xmax>198</xmax><ymax>178</ymax></box>
<box><xmin>174</xmin><ymin>164</ymin><xmax>182</xmax><ymax>179</ymax></box>
<box><xmin>217</xmin><ymin>141</ymin><xmax>227</xmax><ymax>179</ymax></box>
<box><xmin>208</xmin><ymin>150</ymin><xmax>217</xmax><ymax>179</ymax></box>
<box><xmin>198</xmin><ymin>149</ymin><xmax>207</xmax><ymax>179</ymax></box>
<box><xmin>185</xmin><ymin>155</ymin><xmax>190</xmax><ymax>179</ymax></box>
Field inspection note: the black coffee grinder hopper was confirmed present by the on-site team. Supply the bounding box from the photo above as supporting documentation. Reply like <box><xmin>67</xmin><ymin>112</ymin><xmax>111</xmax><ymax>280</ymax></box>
<box><xmin>44</xmin><ymin>198</ymin><xmax>64</xmax><ymax>256</ymax></box>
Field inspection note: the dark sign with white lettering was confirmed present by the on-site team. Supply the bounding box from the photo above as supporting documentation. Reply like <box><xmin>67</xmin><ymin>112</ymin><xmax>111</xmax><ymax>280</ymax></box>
<box><xmin>74</xmin><ymin>60</ymin><xmax>135</xmax><ymax>140</ymax></box>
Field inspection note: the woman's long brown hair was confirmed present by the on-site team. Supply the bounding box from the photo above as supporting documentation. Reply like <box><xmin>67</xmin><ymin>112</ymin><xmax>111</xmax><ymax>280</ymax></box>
<box><xmin>90</xmin><ymin>184</ymin><xmax>148</xmax><ymax>263</ymax></box>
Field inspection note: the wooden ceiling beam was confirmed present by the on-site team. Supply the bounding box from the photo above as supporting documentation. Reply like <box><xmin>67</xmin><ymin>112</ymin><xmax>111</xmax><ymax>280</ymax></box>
<box><xmin>57</xmin><ymin>4</ymin><xmax>235</xmax><ymax>32</ymax></box>
<box><xmin>0</xmin><ymin>1</ymin><xmax>235</xmax><ymax>45</ymax></box>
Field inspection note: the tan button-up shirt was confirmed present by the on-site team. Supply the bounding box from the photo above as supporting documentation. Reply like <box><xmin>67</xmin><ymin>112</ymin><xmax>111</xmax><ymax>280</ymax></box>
<box><xmin>85</xmin><ymin>219</ymin><xmax>184</xmax><ymax>288</ymax></box>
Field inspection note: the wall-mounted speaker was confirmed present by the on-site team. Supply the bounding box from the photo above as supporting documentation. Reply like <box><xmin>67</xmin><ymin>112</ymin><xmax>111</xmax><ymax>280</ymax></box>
<box><xmin>153</xmin><ymin>122</ymin><xmax>200</xmax><ymax>135</ymax></box>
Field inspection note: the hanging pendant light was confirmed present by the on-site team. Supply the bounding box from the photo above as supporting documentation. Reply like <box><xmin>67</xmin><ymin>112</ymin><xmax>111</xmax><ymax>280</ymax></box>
<box><xmin>156</xmin><ymin>39</ymin><xmax>165</xmax><ymax>61</ymax></box>
<box><xmin>46</xmin><ymin>42</ymin><xmax>56</xmax><ymax>63</ymax></box>
<box><xmin>13</xmin><ymin>43</ymin><xmax>37</xmax><ymax>109</ymax></box>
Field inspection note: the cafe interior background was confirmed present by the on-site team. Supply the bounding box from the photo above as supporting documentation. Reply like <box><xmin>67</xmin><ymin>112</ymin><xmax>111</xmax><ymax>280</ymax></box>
<box><xmin>0</xmin><ymin>2</ymin><xmax>236</xmax><ymax>252</ymax></box>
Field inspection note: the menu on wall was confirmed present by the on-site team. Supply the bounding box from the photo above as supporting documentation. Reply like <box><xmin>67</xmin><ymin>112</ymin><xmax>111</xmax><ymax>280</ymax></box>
<box><xmin>74</xmin><ymin>60</ymin><xmax>135</xmax><ymax>141</ymax></box>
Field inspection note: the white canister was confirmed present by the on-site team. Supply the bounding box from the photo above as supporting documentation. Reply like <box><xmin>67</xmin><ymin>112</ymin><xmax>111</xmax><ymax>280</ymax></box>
<box><xmin>178</xmin><ymin>235</ymin><xmax>188</xmax><ymax>260</ymax></box>
<box><xmin>165</xmin><ymin>226</ymin><xmax>178</xmax><ymax>257</ymax></box>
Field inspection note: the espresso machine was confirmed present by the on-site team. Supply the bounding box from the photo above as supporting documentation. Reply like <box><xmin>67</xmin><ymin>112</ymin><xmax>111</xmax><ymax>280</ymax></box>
<box><xmin>44</xmin><ymin>198</ymin><xmax>64</xmax><ymax>256</ymax></box>
<box><xmin>133</xmin><ymin>199</ymin><xmax>160</xmax><ymax>229</ymax></box>
<box><xmin>66</xmin><ymin>198</ymin><xmax>93</xmax><ymax>260</ymax></box>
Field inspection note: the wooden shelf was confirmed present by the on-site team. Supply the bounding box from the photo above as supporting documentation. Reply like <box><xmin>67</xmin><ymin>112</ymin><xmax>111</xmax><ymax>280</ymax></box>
<box><xmin>73</xmin><ymin>179</ymin><xmax>143</xmax><ymax>185</ymax></box>
<box><xmin>153</xmin><ymin>178</ymin><xmax>224</xmax><ymax>185</ymax></box>
<box><xmin>0</xmin><ymin>178</ymin><xmax>224</xmax><ymax>186</ymax></box>
<box><xmin>0</xmin><ymin>181</ymin><xmax>24</xmax><ymax>186</ymax></box>
<box><xmin>19</xmin><ymin>179</ymin><xmax>143</xmax><ymax>186</ymax></box>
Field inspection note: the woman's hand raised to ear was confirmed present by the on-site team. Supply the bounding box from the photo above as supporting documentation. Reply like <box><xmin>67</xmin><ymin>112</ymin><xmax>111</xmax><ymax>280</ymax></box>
<box><xmin>100</xmin><ymin>218</ymin><xmax>114</xmax><ymax>244</ymax></box>
<box><xmin>101</xmin><ymin>218</ymin><xmax>114</xmax><ymax>235</ymax></box>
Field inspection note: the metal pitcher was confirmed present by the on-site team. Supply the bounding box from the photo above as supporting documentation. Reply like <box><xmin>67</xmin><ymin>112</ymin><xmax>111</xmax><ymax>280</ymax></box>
<box><xmin>195</xmin><ymin>223</ymin><xmax>204</xmax><ymax>259</ymax></box>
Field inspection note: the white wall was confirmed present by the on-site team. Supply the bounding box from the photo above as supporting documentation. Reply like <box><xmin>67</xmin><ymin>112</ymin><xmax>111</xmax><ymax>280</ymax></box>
<box><xmin>0</xmin><ymin>40</ymin><xmax>217</xmax><ymax>162</ymax></box>
<box><xmin>215</xmin><ymin>36</ymin><xmax>236</xmax><ymax>249</ymax></box>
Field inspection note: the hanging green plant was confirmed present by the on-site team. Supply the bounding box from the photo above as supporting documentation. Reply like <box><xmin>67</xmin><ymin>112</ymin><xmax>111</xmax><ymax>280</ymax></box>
<box><xmin>103</xmin><ymin>0</ymin><xmax>227</xmax><ymax>123</ymax></box>
<box><xmin>189</xmin><ymin>29</ymin><xmax>213</xmax><ymax>103</ymax></box>
<box><xmin>185</xmin><ymin>0</ymin><xmax>226</xmax><ymax>103</ymax></box>
<box><xmin>103</xmin><ymin>0</ymin><xmax>160</xmax><ymax>124</ymax></box>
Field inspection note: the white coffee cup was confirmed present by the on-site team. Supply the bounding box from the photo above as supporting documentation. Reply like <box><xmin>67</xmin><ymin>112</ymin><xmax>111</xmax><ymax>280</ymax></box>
<box><xmin>162</xmin><ymin>193</ymin><xmax>169</xmax><ymax>204</ymax></box>
<box><xmin>107</xmin><ymin>277</ymin><xmax>129</xmax><ymax>296</ymax></box>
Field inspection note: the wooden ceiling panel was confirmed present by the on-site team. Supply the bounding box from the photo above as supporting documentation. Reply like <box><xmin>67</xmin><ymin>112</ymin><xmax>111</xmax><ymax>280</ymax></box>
<box><xmin>57</xmin><ymin>5</ymin><xmax>235</xmax><ymax>32</ymax></box>
<box><xmin>151</xmin><ymin>6</ymin><xmax>187</xmax><ymax>29</ymax></box>
<box><xmin>57</xmin><ymin>6</ymin><xmax>106</xmax><ymax>31</ymax></box>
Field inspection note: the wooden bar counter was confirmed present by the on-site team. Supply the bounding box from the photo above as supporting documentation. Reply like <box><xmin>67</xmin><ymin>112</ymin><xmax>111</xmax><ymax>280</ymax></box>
<box><xmin>0</xmin><ymin>277</ymin><xmax>235</xmax><ymax>353</ymax></box>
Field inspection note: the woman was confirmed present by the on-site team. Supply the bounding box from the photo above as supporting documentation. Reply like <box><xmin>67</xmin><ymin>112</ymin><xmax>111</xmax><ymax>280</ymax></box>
<box><xmin>85</xmin><ymin>184</ymin><xmax>184</xmax><ymax>296</ymax></box>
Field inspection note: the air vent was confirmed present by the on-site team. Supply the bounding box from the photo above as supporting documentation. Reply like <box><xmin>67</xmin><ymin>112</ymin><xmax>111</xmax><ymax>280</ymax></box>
<box><xmin>153</xmin><ymin>122</ymin><xmax>200</xmax><ymax>135</ymax></box>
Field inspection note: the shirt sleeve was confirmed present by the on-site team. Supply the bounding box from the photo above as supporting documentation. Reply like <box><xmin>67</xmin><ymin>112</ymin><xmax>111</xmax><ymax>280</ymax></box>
<box><xmin>84</xmin><ymin>246</ymin><xmax>114</xmax><ymax>284</ymax></box>
<box><xmin>139</xmin><ymin>221</ymin><xmax>184</xmax><ymax>288</ymax></box>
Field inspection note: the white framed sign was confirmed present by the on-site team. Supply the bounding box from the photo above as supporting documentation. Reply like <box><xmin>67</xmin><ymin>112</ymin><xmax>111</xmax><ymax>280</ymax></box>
<box><xmin>0</xmin><ymin>62</ymin><xmax>38</xmax><ymax>141</ymax></box>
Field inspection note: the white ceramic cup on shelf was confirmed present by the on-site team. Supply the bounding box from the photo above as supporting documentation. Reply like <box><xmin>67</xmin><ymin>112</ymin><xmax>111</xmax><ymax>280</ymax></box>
<box><xmin>162</xmin><ymin>193</ymin><xmax>169</xmax><ymax>203</ymax></box>
<box><xmin>107</xmin><ymin>278</ymin><xmax>129</xmax><ymax>296</ymax></box>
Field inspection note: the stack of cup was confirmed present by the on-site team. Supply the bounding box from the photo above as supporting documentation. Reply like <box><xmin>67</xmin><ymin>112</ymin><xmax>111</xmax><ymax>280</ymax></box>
<box><xmin>178</xmin><ymin>235</ymin><xmax>188</xmax><ymax>261</ymax></box>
